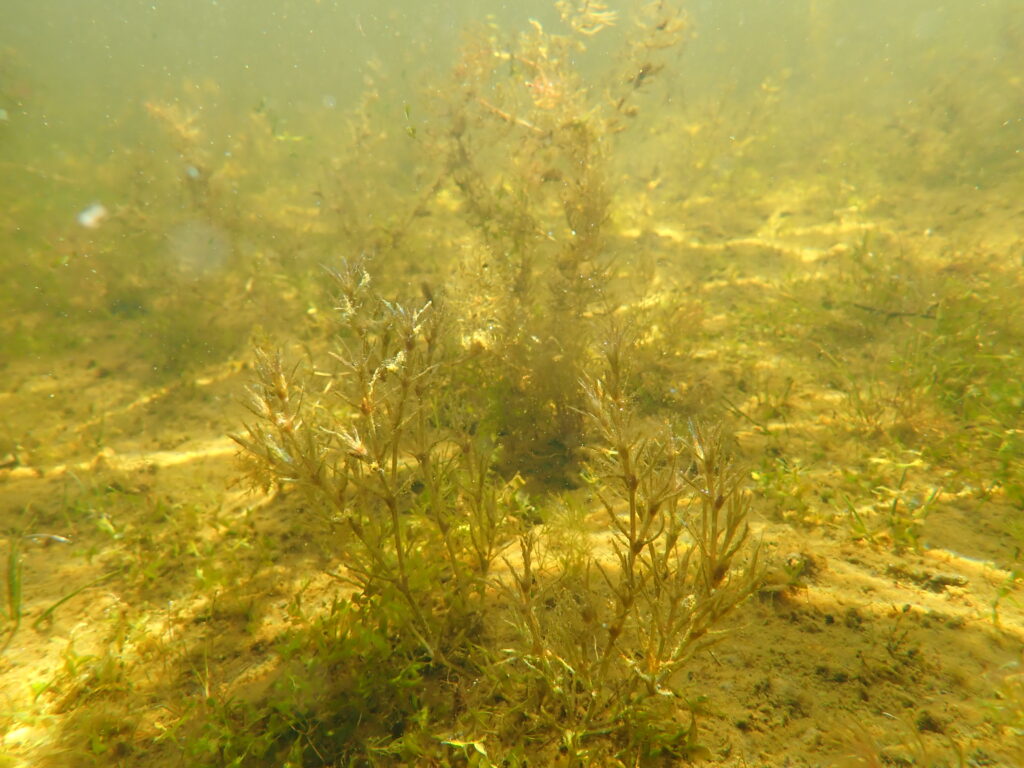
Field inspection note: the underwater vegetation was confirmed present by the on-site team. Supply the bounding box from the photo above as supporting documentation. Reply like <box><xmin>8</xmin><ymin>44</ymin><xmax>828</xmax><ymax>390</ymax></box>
<box><xmin>230</xmin><ymin>255</ymin><xmax>762</xmax><ymax>764</ymax></box>
<box><xmin>1</xmin><ymin>0</ymin><xmax>1023</xmax><ymax>766</ymax></box>
<box><xmin>222</xmin><ymin>8</ymin><xmax>766</xmax><ymax>760</ymax></box>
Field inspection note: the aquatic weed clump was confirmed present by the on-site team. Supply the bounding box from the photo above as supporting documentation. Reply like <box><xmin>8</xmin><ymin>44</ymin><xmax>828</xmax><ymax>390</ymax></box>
<box><xmin>226</xmin><ymin>3</ymin><xmax>765</xmax><ymax>762</ymax></box>
<box><xmin>428</xmin><ymin>0</ymin><xmax>690</xmax><ymax>481</ymax></box>
<box><xmin>231</xmin><ymin>255</ymin><xmax>762</xmax><ymax>764</ymax></box>
<box><xmin>234</xmin><ymin>259</ymin><xmax>523</xmax><ymax>666</ymax></box>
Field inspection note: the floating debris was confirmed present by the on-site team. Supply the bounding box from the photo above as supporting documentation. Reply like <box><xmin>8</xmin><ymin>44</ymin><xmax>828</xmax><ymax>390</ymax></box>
<box><xmin>76</xmin><ymin>201</ymin><xmax>108</xmax><ymax>229</ymax></box>
<box><xmin>22</xmin><ymin>533</ymin><xmax>72</xmax><ymax>545</ymax></box>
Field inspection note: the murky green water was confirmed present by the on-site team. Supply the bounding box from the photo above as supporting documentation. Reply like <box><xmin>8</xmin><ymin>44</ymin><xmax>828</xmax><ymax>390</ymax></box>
<box><xmin>1</xmin><ymin>2</ymin><xmax>1022</xmax><ymax>766</ymax></box>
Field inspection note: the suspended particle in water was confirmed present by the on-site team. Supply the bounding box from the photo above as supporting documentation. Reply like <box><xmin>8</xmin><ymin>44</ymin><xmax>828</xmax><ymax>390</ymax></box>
<box><xmin>76</xmin><ymin>202</ymin><xmax>109</xmax><ymax>229</ymax></box>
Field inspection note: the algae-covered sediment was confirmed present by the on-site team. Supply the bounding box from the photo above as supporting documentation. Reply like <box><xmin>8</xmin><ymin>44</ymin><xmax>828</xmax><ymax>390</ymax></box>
<box><xmin>1</xmin><ymin>1</ymin><xmax>1022</xmax><ymax>765</ymax></box>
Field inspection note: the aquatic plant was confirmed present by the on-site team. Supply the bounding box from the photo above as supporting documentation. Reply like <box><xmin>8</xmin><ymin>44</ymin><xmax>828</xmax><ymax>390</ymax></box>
<box><xmin>427</xmin><ymin>0</ymin><xmax>690</xmax><ymax>480</ymax></box>
<box><xmin>222</xmin><ymin>4</ymin><xmax>770</xmax><ymax>760</ymax></box>
<box><xmin>234</xmin><ymin>258</ymin><xmax>523</xmax><ymax>668</ymax></box>
<box><xmin>1</xmin><ymin>536</ymin><xmax>22</xmax><ymax>654</ymax></box>
<box><xmin>491</xmin><ymin>326</ymin><xmax>762</xmax><ymax>761</ymax></box>
<box><xmin>231</xmin><ymin>258</ymin><xmax>762</xmax><ymax>763</ymax></box>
